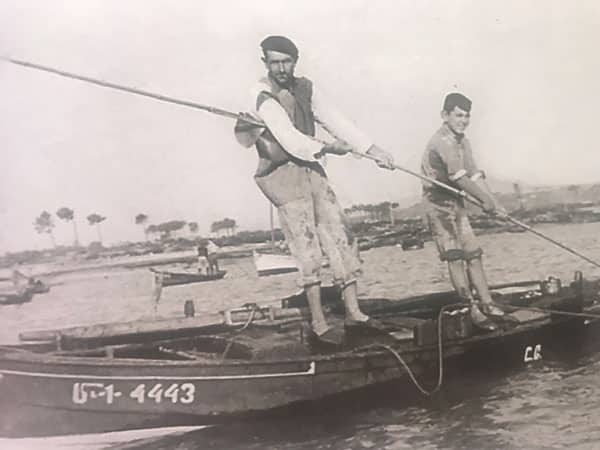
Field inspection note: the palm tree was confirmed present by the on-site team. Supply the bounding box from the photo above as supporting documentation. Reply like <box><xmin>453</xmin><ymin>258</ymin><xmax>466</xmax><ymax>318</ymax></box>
<box><xmin>57</xmin><ymin>207</ymin><xmax>80</xmax><ymax>246</ymax></box>
<box><xmin>222</xmin><ymin>218</ymin><xmax>237</xmax><ymax>236</ymax></box>
<box><xmin>188</xmin><ymin>222</ymin><xmax>199</xmax><ymax>234</ymax></box>
<box><xmin>33</xmin><ymin>211</ymin><xmax>56</xmax><ymax>247</ymax></box>
<box><xmin>87</xmin><ymin>213</ymin><xmax>106</xmax><ymax>244</ymax></box>
<box><xmin>135</xmin><ymin>213</ymin><xmax>149</xmax><ymax>241</ymax></box>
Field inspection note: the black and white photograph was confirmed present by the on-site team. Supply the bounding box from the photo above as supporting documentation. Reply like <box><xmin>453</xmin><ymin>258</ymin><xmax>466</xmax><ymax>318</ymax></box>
<box><xmin>1</xmin><ymin>1</ymin><xmax>600</xmax><ymax>449</ymax></box>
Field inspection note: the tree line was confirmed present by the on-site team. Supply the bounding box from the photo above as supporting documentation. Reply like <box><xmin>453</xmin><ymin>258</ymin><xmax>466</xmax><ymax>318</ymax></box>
<box><xmin>344</xmin><ymin>201</ymin><xmax>400</xmax><ymax>222</ymax></box>
<box><xmin>32</xmin><ymin>209</ymin><xmax>238</xmax><ymax>248</ymax></box>
<box><xmin>34</xmin><ymin>208</ymin><xmax>106</xmax><ymax>247</ymax></box>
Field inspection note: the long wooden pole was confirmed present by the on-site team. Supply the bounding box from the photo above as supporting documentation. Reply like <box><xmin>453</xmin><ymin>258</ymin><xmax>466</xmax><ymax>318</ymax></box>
<box><xmin>1</xmin><ymin>56</ymin><xmax>265</xmax><ymax>127</ymax></box>
<box><xmin>354</xmin><ymin>151</ymin><xmax>600</xmax><ymax>270</ymax></box>
<box><xmin>5</xmin><ymin>56</ymin><xmax>600</xmax><ymax>269</ymax></box>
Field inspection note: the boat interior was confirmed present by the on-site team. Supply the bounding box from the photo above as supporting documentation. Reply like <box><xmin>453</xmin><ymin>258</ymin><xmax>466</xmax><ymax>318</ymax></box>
<box><xmin>9</xmin><ymin>273</ymin><xmax>600</xmax><ymax>363</ymax></box>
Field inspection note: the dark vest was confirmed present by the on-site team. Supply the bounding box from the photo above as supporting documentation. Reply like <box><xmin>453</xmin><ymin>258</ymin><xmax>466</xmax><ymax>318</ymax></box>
<box><xmin>254</xmin><ymin>76</ymin><xmax>316</xmax><ymax>177</ymax></box>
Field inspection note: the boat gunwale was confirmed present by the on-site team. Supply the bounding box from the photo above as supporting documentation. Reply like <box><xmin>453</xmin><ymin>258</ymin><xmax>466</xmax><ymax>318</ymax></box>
<box><xmin>0</xmin><ymin>308</ymin><xmax>587</xmax><ymax>371</ymax></box>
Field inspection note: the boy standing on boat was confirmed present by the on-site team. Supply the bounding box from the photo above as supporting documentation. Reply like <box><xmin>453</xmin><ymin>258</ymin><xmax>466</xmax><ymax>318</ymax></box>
<box><xmin>421</xmin><ymin>93</ymin><xmax>506</xmax><ymax>330</ymax></box>
<box><xmin>236</xmin><ymin>35</ymin><xmax>395</xmax><ymax>345</ymax></box>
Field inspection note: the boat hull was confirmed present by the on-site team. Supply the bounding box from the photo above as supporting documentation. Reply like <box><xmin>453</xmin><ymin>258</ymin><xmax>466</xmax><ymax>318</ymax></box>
<box><xmin>3</xmin><ymin>276</ymin><xmax>600</xmax><ymax>437</ymax></box>
<box><xmin>2</xmin><ymin>312</ymin><xmax>599</xmax><ymax>437</ymax></box>
<box><xmin>152</xmin><ymin>269</ymin><xmax>227</xmax><ymax>287</ymax></box>
<box><xmin>0</xmin><ymin>290</ymin><xmax>34</xmax><ymax>305</ymax></box>
<box><xmin>253</xmin><ymin>251</ymin><xmax>298</xmax><ymax>277</ymax></box>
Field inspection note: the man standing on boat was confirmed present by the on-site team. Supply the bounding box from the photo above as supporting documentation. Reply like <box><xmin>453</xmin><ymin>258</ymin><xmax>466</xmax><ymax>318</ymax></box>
<box><xmin>197</xmin><ymin>243</ymin><xmax>210</xmax><ymax>275</ymax></box>
<box><xmin>236</xmin><ymin>35</ymin><xmax>395</xmax><ymax>345</ymax></box>
<box><xmin>206</xmin><ymin>239</ymin><xmax>220</xmax><ymax>275</ymax></box>
<box><xmin>421</xmin><ymin>93</ymin><xmax>506</xmax><ymax>330</ymax></box>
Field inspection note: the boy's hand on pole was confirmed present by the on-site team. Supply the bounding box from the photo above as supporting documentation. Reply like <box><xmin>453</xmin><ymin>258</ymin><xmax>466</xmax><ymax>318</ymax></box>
<box><xmin>366</xmin><ymin>145</ymin><xmax>395</xmax><ymax>170</ymax></box>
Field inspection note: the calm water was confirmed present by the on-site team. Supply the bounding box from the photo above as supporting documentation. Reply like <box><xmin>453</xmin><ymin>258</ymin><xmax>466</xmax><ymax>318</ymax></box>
<box><xmin>3</xmin><ymin>222</ymin><xmax>600</xmax><ymax>450</ymax></box>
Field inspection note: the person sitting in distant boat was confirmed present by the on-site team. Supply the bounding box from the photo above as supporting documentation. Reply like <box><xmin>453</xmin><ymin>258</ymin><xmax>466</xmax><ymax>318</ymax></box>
<box><xmin>235</xmin><ymin>35</ymin><xmax>395</xmax><ymax>346</ymax></box>
<box><xmin>205</xmin><ymin>239</ymin><xmax>220</xmax><ymax>275</ymax></box>
<box><xmin>421</xmin><ymin>93</ymin><xmax>506</xmax><ymax>331</ymax></box>
<box><xmin>11</xmin><ymin>267</ymin><xmax>30</xmax><ymax>295</ymax></box>
<box><xmin>197</xmin><ymin>244</ymin><xmax>210</xmax><ymax>275</ymax></box>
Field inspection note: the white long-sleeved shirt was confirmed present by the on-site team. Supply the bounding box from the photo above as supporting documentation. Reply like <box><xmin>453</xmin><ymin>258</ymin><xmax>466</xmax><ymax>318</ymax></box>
<box><xmin>249</xmin><ymin>79</ymin><xmax>373</xmax><ymax>162</ymax></box>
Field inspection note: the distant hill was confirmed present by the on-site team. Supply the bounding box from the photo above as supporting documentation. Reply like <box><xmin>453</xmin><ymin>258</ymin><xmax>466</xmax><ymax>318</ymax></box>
<box><xmin>486</xmin><ymin>176</ymin><xmax>533</xmax><ymax>194</ymax></box>
<box><xmin>391</xmin><ymin>181</ymin><xmax>600</xmax><ymax>220</ymax></box>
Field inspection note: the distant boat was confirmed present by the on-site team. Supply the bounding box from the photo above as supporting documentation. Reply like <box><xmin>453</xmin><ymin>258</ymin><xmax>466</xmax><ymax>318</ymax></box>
<box><xmin>0</xmin><ymin>290</ymin><xmax>34</xmax><ymax>305</ymax></box>
<box><xmin>11</xmin><ymin>270</ymin><xmax>51</xmax><ymax>295</ymax></box>
<box><xmin>253</xmin><ymin>250</ymin><xmax>298</xmax><ymax>277</ymax></box>
<box><xmin>400</xmin><ymin>236</ymin><xmax>425</xmax><ymax>251</ymax></box>
<box><xmin>29</xmin><ymin>280</ymin><xmax>51</xmax><ymax>294</ymax></box>
<box><xmin>150</xmin><ymin>268</ymin><xmax>227</xmax><ymax>287</ymax></box>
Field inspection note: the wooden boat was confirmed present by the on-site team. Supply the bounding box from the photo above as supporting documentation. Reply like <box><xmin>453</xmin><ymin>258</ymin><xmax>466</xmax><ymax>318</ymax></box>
<box><xmin>150</xmin><ymin>268</ymin><xmax>227</xmax><ymax>287</ymax></box>
<box><xmin>0</xmin><ymin>289</ymin><xmax>34</xmax><ymax>305</ymax></box>
<box><xmin>5</xmin><ymin>270</ymin><xmax>50</xmax><ymax>296</ymax></box>
<box><xmin>400</xmin><ymin>236</ymin><xmax>425</xmax><ymax>251</ymax></box>
<box><xmin>29</xmin><ymin>280</ymin><xmax>50</xmax><ymax>294</ymax></box>
<box><xmin>2</xmin><ymin>272</ymin><xmax>600</xmax><ymax>437</ymax></box>
<box><xmin>253</xmin><ymin>250</ymin><xmax>298</xmax><ymax>276</ymax></box>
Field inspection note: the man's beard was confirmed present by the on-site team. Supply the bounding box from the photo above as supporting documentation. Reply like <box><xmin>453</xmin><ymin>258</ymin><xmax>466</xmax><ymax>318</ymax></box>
<box><xmin>271</xmin><ymin>72</ymin><xmax>292</xmax><ymax>88</ymax></box>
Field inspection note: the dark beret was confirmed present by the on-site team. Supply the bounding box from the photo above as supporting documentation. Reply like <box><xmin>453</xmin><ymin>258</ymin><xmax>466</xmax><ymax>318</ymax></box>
<box><xmin>260</xmin><ymin>35</ymin><xmax>299</xmax><ymax>60</ymax></box>
<box><xmin>443</xmin><ymin>93</ymin><xmax>472</xmax><ymax>112</ymax></box>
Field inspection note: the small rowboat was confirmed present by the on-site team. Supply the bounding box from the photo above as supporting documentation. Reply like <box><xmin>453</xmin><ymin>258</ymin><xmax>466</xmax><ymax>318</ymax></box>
<box><xmin>0</xmin><ymin>290</ymin><xmax>34</xmax><ymax>305</ymax></box>
<box><xmin>2</xmin><ymin>273</ymin><xmax>600</xmax><ymax>437</ymax></box>
<box><xmin>30</xmin><ymin>280</ymin><xmax>50</xmax><ymax>294</ymax></box>
<box><xmin>253</xmin><ymin>250</ymin><xmax>298</xmax><ymax>276</ymax></box>
<box><xmin>150</xmin><ymin>268</ymin><xmax>227</xmax><ymax>287</ymax></box>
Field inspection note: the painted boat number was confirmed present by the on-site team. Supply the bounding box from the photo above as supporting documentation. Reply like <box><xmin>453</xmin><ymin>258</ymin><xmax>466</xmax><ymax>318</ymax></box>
<box><xmin>72</xmin><ymin>382</ymin><xmax>196</xmax><ymax>405</ymax></box>
<box><xmin>523</xmin><ymin>344</ymin><xmax>542</xmax><ymax>363</ymax></box>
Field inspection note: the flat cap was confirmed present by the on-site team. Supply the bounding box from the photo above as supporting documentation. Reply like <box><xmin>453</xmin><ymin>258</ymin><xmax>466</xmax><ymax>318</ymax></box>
<box><xmin>443</xmin><ymin>93</ymin><xmax>472</xmax><ymax>112</ymax></box>
<box><xmin>260</xmin><ymin>35</ymin><xmax>299</xmax><ymax>60</ymax></box>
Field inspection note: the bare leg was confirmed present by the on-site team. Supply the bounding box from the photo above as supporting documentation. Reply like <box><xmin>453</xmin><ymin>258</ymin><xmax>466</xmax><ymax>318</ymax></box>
<box><xmin>342</xmin><ymin>281</ymin><xmax>369</xmax><ymax>322</ymax></box>
<box><xmin>306</xmin><ymin>283</ymin><xmax>328</xmax><ymax>335</ymax></box>
<box><xmin>448</xmin><ymin>260</ymin><xmax>493</xmax><ymax>325</ymax></box>
<box><xmin>447</xmin><ymin>260</ymin><xmax>472</xmax><ymax>300</ymax></box>
<box><xmin>465</xmin><ymin>258</ymin><xmax>492</xmax><ymax>303</ymax></box>
<box><xmin>467</xmin><ymin>257</ymin><xmax>504</xmax><ymax>316</ymax></box>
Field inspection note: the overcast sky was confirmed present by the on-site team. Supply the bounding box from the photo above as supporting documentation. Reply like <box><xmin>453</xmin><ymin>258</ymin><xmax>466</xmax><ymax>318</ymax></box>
<box><xmin>1</xmin><ymin>0</ymin><xmax>599</xmax><ymax>253</ymax></box>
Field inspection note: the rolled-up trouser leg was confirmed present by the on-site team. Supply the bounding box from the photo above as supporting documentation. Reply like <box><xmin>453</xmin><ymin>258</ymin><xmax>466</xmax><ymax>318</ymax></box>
<box><xmin>255</xmin><ymin>164</ymin><xmax>324</xmax><ymax>286</ymax></box>
<box><xmin>277</xmin><ymin>199</ymin><xmax>323</xmax><ymax>286</ymax></box>
<box><xmin>426</xmin><ymin>200</ymin><xmax>473</xmax><ymax>300</ymax></box>
<box><xmin>311</xmin><ymin>170</ymin><xmax>362</xmax><ymax>287</ymax></box>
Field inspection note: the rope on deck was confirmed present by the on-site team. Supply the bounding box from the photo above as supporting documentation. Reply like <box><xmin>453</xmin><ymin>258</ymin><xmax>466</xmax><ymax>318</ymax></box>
<box><xmin>220</xmin><ymin>303</ymin><xmax>263</xmax><ymax>361</ymax></box>
<box><xmin>356</xmin><ymin>301</ymin><xmax>600</xmax><ymax>396</ymax></box>
<box><xmin>354</xmin><ymin>303</ymin><xmax>467</xmax><ymax>397</ymax></box>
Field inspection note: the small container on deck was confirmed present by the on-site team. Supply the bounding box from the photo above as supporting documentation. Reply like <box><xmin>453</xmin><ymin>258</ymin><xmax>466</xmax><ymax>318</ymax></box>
<box><xmin>442</xmin><ymin>307</ymin><xmax>473</xmax><ymax>340</ymax></box>
<box><xmin>541</xmin><ymin>276</ymin><xmax>562</xmax><ymax>296</ymax></box>
<box><xmin>413</xmin><ymin>307</ymin><xmax>473</xmax><ymax>346</ymax></box>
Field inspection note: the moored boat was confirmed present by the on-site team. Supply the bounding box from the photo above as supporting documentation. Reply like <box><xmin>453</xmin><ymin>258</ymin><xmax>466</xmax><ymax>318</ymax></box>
<box><xmin>0</xmin><ymin>289</ymin><xmax>34</xmax><ymax>305</ymax></box>
<box><xmin>253</xmin><ymin>250</ymin><xmax>298</xmax><ymax>276</ymax></box>
<box><xmin>2</xmin><ymin>273</ymin><xmax>600</xmax><ymax>437</ymax></box>
<box><xmin>150</xmin><ymin>268</ymin><xmax>227</xmax><ymax>287</ymax></box>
